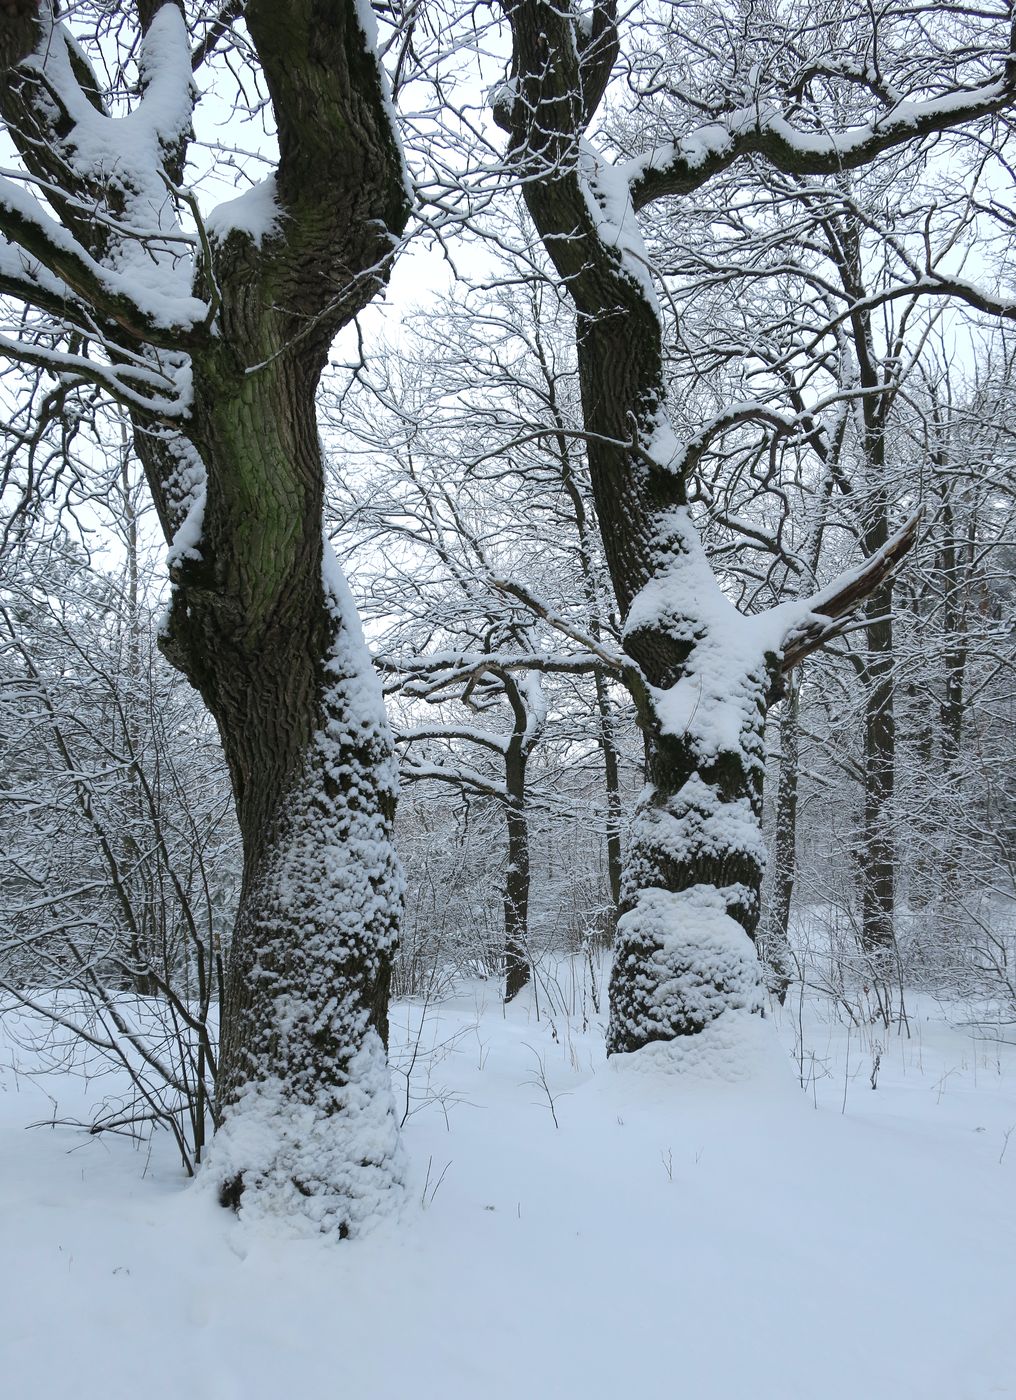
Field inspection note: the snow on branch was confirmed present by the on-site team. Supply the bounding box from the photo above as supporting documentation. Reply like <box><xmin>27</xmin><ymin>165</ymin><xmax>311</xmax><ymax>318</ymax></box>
<box><xmin>0</xmin><ymin>177</ymin><xmax>208</xmax><ymax>347</ymax></box>
<box><xmin>378</xmin><ymin>648</ymin><xmax>611</xmax><ymax>691</ymax></box>
<box><xmin>626</xmin><ymin>75</ymin><xmax>1016</xmax><ymax>211</ymax></box>
<box><xmin>398</xmin><ymin>756</ymin><xmax>508</xmax><ymax>801</ymax></box>
<box><xmin>2</xmin><ymin>5</ymin><xmax>203</xmax><ymax>321</ymax></box>
<box><xmin>489</xmin><ymin>577</ymin><xmax>626</xmax><ymax>672</ymax></box>
<box><xmin>778</xmin><ymin>510</ymin><xmax>922</xmax><ymax>674</ymax></box>
<box><xmin>398</xmin><ymin>723</ymin><xmax>510</xmax><ymax>755</ymax></box>
<box><xmin>0</xmin><ymin>3</ymin><xmax>210</xmax><ymax>414</ymax></box>
<box><xmin>0</xmin><ymin>334</ymin><xmax>185</xmax><ymax>418</ymax></box>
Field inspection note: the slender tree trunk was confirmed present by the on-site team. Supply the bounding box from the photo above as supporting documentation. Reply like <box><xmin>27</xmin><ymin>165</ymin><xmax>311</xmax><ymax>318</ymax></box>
<box><xmin>833</xmin><ymin>223</ymin><xmax>900</xmax><ymax>958</ymax></box>
<box><xmin>501</xmin><ymin>678</ymin><xmax>534</xmax><ymax>1002</ymax></box>
<box><xmin>117</xmin><ymin>437</ymin><xmax>160</xmax><ymax>999</ymax></box>
<box><xmin>935</xmin><ymin>479</ymin><xmax>969</xmax><ymax>892</ymax></box>
<box><xmin>855</xmin><ymin>433</ymin><xmax>897</xmax><ymax>957</ymax></box>
<box><xmin>760</xmin><ymin>674</ymin><xmax>799</xmax><ymax>1003</ymax></box>
<box><xmin>939</xmin><ymin>491</ymin><xmax>967</xmax><ymax>772</ymax></box>
<box><xmin>860</xmin><ymin>585</ymin><xmax>897</xmax><ymax>953</ymax></box>
<box><xmin>593</xmin><ymin>669</ymin><xmax>624</xmax><ymax>922</ymax></box>
<box><xmin>540</xmin><ymin>331</ymin><xmax>625</xmax><ymax>929</ymax></box>
<box><xmin>756</xmin><ymin>460</ymin><xmax>837</xmax><ymax>1002</ymax></box>
<box><xmin>503</xmin><ymin>748</ymin><xmax>532</xmax><ymax>1002</ymax></box>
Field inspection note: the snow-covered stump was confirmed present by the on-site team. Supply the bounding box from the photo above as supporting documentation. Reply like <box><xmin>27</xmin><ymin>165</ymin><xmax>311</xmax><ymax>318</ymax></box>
<box><xmin>210</xmin><ymin>563</ymin><xmax>404</xmax><ymax>1236</ymax></box>
<box><xmin>607</xmin><ymin>510</ymin><xmax>776</xmax><ymax>1054</ymax></box>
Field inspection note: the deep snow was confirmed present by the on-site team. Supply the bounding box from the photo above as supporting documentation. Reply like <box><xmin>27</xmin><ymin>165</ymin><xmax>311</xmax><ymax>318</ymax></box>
<box><xmin>2</xmin><ymin>962</ymin><xmax>1014</xmax><ymax>1400</ymax></box>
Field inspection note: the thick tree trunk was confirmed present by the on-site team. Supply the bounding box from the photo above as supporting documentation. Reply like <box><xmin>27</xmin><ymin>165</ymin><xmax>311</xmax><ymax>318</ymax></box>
<box><xmin>497</xmin><ymin>0</ymin><xmax>769</xmax><ymax>1053</ymax></box>
<box><xmin>210</xmin><ymin>586</ymin><xmax>401</xmax><ymax>1228</ymax></box>
<box><xmin>2</xmin><ymin>0</ymin><xmax>414</xmax><ymax>1220</ymax></box>
<box><xmin>497</xmin><ymin>0</ymin><xmax>925</xmax><ymax>1057</ymax></box>
<box><xmin>0</xmin><ymin>0</ymin><xmax>411</xmax><ymax>1231</ymax></box>
<box><xmin>578</xmin><ymin>314</ymin><xmax>770</xmax><ymax>1055</ymax></box>
<box><xmin>608</xmin><ymin>685</ymin><xmax>770</xmax><ymax>1051</ymax></box>
<box><xmin>157</xmin><ymin>325</ymin><xmax>404</xmax><ymax>1228</ymax></box>
<box><xmin>494</xmin><ymin>0</ymin><xmax>950</xmax><ymax>1052</ymax></box>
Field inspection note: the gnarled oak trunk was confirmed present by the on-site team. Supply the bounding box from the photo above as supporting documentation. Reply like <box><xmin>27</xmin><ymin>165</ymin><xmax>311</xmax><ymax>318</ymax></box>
<box><xmin>0</xmin><ymin>0</ymin><xmax>411</xmax><ymax>1232</ymax></box>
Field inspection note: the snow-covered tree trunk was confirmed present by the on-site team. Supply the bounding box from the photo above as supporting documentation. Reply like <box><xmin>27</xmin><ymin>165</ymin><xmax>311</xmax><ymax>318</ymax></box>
<box><xmin>161</xmin><ymin>347</ymin><xmax>405</xmax><ymax>1224</ymax></box>
<box><xmin>607</xmin><ymin>506</ymin><xmax>777</xmax><ymax>1050</ymax></box>
<box><xmin>493</xmin><ymin>1</ymin><xmax>772</xmax><ymax>1050</ymax></box>
<box><xmin>500</xmin><ymin>670</ymin><xmax>541</xmax><ymax>1001</ymax></box>
<box><xmin>206</xmin><ymin>563</ymin><xmax>402</xmax><ymax>1229</ymax></box>
<box><xmin>503</xmin><ymin>743</ymin><xmax>532</xmax><ymax>1003</ymax></box>
<box><xmin>759</xmin><ymin>676</ymin><xmax>800</xmax><ymax>1004</ymax></box>
<box><xmin>0</xmin><ymin>0</ymin><xmax>411</xmax><ymax>1230</ymax></box>
<box><xmin>494</xmin><ymin>0</ymin><xmax>985</xmax><ymax>1052</ymax></box>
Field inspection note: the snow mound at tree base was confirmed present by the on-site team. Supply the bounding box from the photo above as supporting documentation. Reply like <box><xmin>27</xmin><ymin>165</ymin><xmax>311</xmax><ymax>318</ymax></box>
<box><xmin>201</xmin><ymin>1036</ymin><xmax>405</xmax><ymax>1239</ymax></box>
<box><xmin>608</xmin><ymin>886</ymin><xmax>765</xmax><ymax>1049</ymax></box>
<box><xmin>607</xmin><ymin>1007</ymin><xmax>799</xmax><ymax>1098</ymax></box>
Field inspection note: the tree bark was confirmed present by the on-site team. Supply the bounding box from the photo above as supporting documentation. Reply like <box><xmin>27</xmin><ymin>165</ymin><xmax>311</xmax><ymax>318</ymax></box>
<box><xmin>859</xmin><ymin>585</ymin><xmax>897</xmax><ymax>953</ymax></box>
<box><xmin>503</xmin><ymin>741</ymin><xmax>532</xmax><ymax>1002</ymax></box>
<box><xmin>160</xmin><ymin>349</ymin><xmax>404</xmax><ymax>1227</ymax></box>
<box><xmin>156</xmin><ymin>0</ymin><xmax>412</xmax><ymax>1224</ymax></box>
<box><xmin>760</xmin><ymin>676</ymin><xmax>799</xmax><ymax>1004</ymax></box>
<box><xmin>495</xmin><ymin>0</ymin><xmax>929</xmax><ymax>1053</ymax></box>
<box><xmin>817</xmin><ymin>213</ymin><xmax>900</xmax><ymax>957</ymax></box>
<box><xmin>498</xmin><ymin>0</ymin><xmax>770</xmax><ymax>1053</ymax></box>
<box><xmin>500</xmin><ymin>671</ymin><xmax>536</xmax><ymax>1002</ymax></box>
<box><xmin>0</xmin><ymin>0</ymin><xmax>411</xmax><ymax>1232</ymax></box>
<box><xmin>593</xmin><ymin>668</ymin><xmax>624</xmax><ymax>922</ymax></box>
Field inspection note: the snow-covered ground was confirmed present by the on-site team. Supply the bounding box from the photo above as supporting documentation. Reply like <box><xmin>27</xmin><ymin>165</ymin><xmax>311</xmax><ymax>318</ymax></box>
<box><xmin>2</xmin><ymin>960</ymin><xmax>1014</xmax><ymax>1400</ymax></box>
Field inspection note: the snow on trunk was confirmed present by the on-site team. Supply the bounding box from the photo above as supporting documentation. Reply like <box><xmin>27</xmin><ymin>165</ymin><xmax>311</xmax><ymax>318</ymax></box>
<box><xmin>607</xmin><ymin>498</ymin><xmax>785</xmax><ymax>1054</ymax></box>
<box><xmin>207</xmin><ymin>549</ymin><xmax>405</xmax><ymax>1237</ymax></box>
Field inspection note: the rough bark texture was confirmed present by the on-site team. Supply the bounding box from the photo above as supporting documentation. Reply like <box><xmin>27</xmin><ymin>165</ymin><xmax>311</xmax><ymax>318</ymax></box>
<box><xmin>169</xmin><ymin>0</ymin><xmax>410</xmax><ymax>1229</ymax></box>
<box><xmin>593</xmin><ymin>668</ymin><xmax>625</xmax><ymax>922</ymax></box>
<box><xmin>0</xmin><ymin>0</ymin><xmax>411</xmax><ymax>1232</ymax></box>
<box><xmin>498</xmin><ymin>0</ymin><xmax>767</xmax><ymax>1053</ymax></box>
<box><xmin>501</xmin><ymin>671</ymin><xmax>537</xmax><ymax>1002</ymax></box>
<box><xmin>496</xmin><ymin>0</ymin><xmax>938</xmax><ymax>1053</ymax></box>
<box><xmin>503</xmin><ymin>748</ymin><xmax>532</xmax><ymax>1003</ymax></box>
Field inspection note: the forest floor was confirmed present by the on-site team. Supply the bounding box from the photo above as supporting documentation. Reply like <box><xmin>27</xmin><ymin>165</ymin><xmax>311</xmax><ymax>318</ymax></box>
<box><xmin>2</xmin><ymin>956</ymin><xmax>1015</xmax><ymax>1400</ymax></box>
